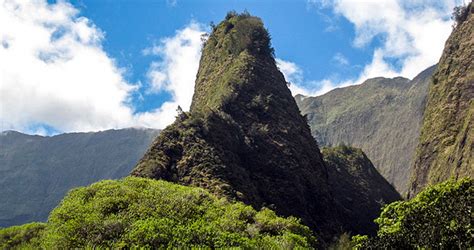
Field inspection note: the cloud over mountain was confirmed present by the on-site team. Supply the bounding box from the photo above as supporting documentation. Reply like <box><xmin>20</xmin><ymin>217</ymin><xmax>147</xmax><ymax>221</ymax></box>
<box><xmin>0</xmin><ymin>0</ymin><xmax>461</xmax><ymax>134</ymax></box>
<box><xmin>0</xmin><ymin>0</ymin><xmax>205</xmax><ymax>134</ymax></box>
<box><xmin>0</xmin><ymin>0</ymin><xmax>137</xmax><ymax>133</ymax></box>
<box><xmin>138</xmin><ymin>21</ymin><xmax>205</xmax><ymax>129</ymax></box>
<box><xmin>304</xmin><ymin>0</ymin><xmax>457</xmax><ymax>89</ymax></box>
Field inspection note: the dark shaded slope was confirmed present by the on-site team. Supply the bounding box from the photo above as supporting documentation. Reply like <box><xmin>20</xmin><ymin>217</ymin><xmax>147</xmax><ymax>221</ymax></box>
<box><xmin>0</xmin><ymin>128</ymin><xmax>159</xmax><ymax>227</ymax></box>
<box><xmin>409</xmin><ymin>3</ymin><xmax>474</xmax><ymax>196</ymax></box>
<box><xmin>132</xmin><ymin>13</ymin><xmax>402</xmax><ymax>241</ymax></box>
<box><xmin>296</xmin><ymin>66</ymin><xmax>435</xmax><ymax>195</ymax></box>
<box><xmin>322</xmin><ymin>146</ymin><xmax>401</xmax><ymax>233</ymax></box>
<box><xmin>132</xmin><ymin>13</ymin><xmax>341</xmax><ymax>240</ymax></box>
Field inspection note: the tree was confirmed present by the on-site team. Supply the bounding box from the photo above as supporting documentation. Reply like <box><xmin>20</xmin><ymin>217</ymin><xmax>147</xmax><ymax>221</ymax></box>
<box><xmin>176</xmin><ymin>105</ymin><xmax>188</xmax><ymax>120</ymax></box>
<box><xmin>353</xmin><ymin>178</ymin><xmax>473</xmax><ymax>249</ymax></box>
<box><xmin>452</xmin><ymin>4</ymin><xmax>469</xmax><ymax>27</ymax></box>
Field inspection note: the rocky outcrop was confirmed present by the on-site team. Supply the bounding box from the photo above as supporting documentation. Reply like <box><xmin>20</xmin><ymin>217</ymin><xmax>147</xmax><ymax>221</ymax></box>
<box><xmin>132</xmin><ymin>13</ymin><xmax>343</xmax><ymax>240</ymax></box>
<box><xmin>409</xmin><ymin>2</ymin><xmax>474</xmax><ymax>197</ymax></box>
<box><xmin>132</xmin><ymin>13</ymin><xmax>401</xmax><ymax>241</ymax></box>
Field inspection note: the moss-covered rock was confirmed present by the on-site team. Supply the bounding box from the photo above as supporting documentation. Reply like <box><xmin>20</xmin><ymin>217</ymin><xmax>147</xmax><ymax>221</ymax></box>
<box><xmin>132</xmin><ymin>12</ymin><xmax>344</xmax><ymax>242</ymax></box>
<box><xmin>409</xmin><ymin>2</ymin><xmax>474</xmax><ymax>197</ymax></box>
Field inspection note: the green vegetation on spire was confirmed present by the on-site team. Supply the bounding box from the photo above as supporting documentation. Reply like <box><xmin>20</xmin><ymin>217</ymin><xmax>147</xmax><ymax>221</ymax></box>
<box><xmin>191</xmin><ymin>11</ymin><xmax>275</xmax><ymax>113</ymax></box>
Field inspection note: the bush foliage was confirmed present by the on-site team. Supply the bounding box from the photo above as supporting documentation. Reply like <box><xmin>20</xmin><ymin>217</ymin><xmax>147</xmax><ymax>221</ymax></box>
<box><xmin>353</xmin><ymin>178</ymin><xmax>473</xmax><ymax>249</ymax></box>
<box><xmin>39</xmin><ymin>177</ymin><xmax>316</xmax><ymax>248</ymax></box>
<box><xmin>452</xmin><ymin>4</ymin><xmax>470</xmax><ymax>26</ymax></box>
<box><xmin>0</xmin><ymin>222</ymin><xmax>45</xmax><ymax>249</ymax></box>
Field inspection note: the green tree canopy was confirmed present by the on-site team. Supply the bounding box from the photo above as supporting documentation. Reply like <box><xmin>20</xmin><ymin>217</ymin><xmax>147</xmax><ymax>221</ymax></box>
<box><xmin>353</xmin><ymin>178</ymin><xmax>473</xmax><ymax>249</ymax></box>
<box><xmin>39</xmin><ymin>177</ymin><xmax>316</xmax><ymax>248</ymax></box>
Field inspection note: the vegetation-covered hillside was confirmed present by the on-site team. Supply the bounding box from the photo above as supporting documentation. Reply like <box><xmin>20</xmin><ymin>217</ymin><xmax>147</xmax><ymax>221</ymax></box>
<box><xmin>322</xmin><ymin>146</ymin><xmax>401</xmax><ymax>233</ymax></box>
<box><xmin>0</xmin><ymin>177</ymin><xmax>315</xmax><ymax>248</ymax></box>
<box><xmin>409</xmin><ymin>2</ymin><xmax>474</xmax><ymax>196</ymax></box>
<box><xmin>0</xmin><ymin>128</ymin><xmax>159</xmax><ymax>227</ymax></box>
<box><xmin>296</xmin><ymin>66</ymin><xmax>434</xmax><ymax>195</ymax></box>
<box><xmin>0</xmin><ymin>222</ymin><xmax>45</xmax><ymax>249</ymax></box>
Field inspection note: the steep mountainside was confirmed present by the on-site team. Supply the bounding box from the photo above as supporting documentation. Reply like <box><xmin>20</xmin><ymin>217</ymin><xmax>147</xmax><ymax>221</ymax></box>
<box><xmin>0</xmin><ymin>128</ymin><xmax>159</xmax><ymax>227</ymax></box>
<box><xmin>132</xmin><ymin>13</ymin><xmax>399</xmax><ymax>241</ymax></box>
<box><xmin>296</xmin><ymin>66</ymin><xmax>434</xmax><ymax>195</ymax></box>
<box><xmin>323</xmin><ymin>146</ymin><xmax>401</xmax><ymax>233</ymax></box>
<box><xmin>409</xmin><ymin>3</ymin><xmax>474</xmax><ymax>196</ymax></box>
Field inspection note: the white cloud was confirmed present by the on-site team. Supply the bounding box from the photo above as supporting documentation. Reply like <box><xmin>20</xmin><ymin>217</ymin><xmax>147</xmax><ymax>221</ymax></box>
<box><xmin>333</xmin><ymin>0</ymin><xmax>455</xmax><ymax>78</ymax></box>
<box><xmin>0</xmin><ymin>0</ymin><xmax>137</xmax><ymax>134</ymax></box>
<box><xmin>137</xmin><ymin>22</ymin><xmax>205</xmax><ymax>128</ymax></box>
<box><xmin>332</xmin><ymin>52</ymin><xmax>349</xmax><ymax>66</ymax></box>
<box><xmin>277</xmin><ymin>58</ymin><xmax>345</xmax><ymax>96</ymax></box>
<box><xmin>0</xmin><ymin>0</ymin><xmax>205</xmax><ymax>134</ymax></box>
<box><xmin>276</xmin><ymin>58</ymin><xmax>311</xmax><ymax>95</ymax></box>
<box><xmin>306</xmin><ymin>0</ymin><xmax>461</xmax><ymax>93</ymax></box>
<box><xmin>276</xmin><ymin>58</ymin><xmax>303</xmax><ymax>85</ymax></box>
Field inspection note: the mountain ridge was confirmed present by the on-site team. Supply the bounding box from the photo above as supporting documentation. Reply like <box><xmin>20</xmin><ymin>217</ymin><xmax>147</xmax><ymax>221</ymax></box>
<box><xmin>0</xmin><ymin>128</ymin><xmax>159</xmax><ymax>227</ymax></box>
<box><xmin>296</xmin><ymin>65</ymin><xmax>435</xmax><ymax>194</ymax></box>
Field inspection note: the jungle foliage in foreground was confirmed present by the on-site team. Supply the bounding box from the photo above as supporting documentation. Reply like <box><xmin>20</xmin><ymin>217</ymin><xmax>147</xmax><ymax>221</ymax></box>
<box><xmin>0</xmin><ymin>222</ymin><xmax>45</xmax><ymax>249</ymax></box>
<box><xmin>2</xmin><ymin>175</ymin><xmax>472</xmax><ymax>249</ymax></box>
<box><xmin>0</xmin><ymin>177</ymin><xmax>316</xmax><ymax>249</ymax></box>
<box><xmin>353</xmin><ymin>178</ymin><xmax>473</xmax><ymax>249</ymax></box>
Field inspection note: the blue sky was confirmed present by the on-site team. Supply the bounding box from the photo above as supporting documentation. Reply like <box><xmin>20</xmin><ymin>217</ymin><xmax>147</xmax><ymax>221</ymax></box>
<box><xmin>68</xmin><ymin>0</ymin><xmax>368</xmax><ymax>83</ymax></box>
<box><xmin>0</xmin><ymin>0</ymin><xmax>465</xmax><ymax>134</ymax></box>
<box><xmin>66</xmin><ymin>0</ymin><xmax>371</xmax><ymax>113</ymax></box>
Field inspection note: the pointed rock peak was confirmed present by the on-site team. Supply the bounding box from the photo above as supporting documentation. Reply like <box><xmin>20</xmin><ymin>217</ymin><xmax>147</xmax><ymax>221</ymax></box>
<box><xmin>207</xmin><ymin>11</ymin><xmax>273</xmax><ymax>59</ymax></box>
<box><xmin>133</xmin><ymin>13</ymin><xmax>348</xmax><ymax>240</ymax></box>
<box><xmin>132</xmin><ymin>13</ymin><xmax>396</xmax><ymax>242</ymax></box>
<box><xmin>191</xmin><ymin>11</ymin><xmax>282</xmax><ymax>113</ymax></box>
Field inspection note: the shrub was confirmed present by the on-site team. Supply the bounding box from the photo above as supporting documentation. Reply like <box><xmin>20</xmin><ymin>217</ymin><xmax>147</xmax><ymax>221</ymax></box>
<box><xmin>328</xmin><ymin>232</ymin><xmax>354</xmax><ymax>250</ymax></box>
<box><xmin>41</xmin><ymin>177</ymin><xmax>316</xmax><ymax>248</ymax></box>
<box><xmin>451</xmin><ymin>3</ymin><xmax>470</xmax><ymax>27</ymax></box>
<box><xmin>353</xmin><ymin>178</ymin><xmax>473</xmax><ymax>249</ymax></box>
<box><xmin>0</xmin><ymin>222</ymin><xmax>45</xmax><ymax>249</ymax></box>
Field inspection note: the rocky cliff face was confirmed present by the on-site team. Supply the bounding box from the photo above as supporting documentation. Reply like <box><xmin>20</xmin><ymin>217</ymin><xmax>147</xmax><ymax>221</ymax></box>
<box><xmin>132</xmin><ymin>13</ymin><xmax>400</xmax><ymax>241</ymax></box>
<box><xmin>296</xmin><ymin>66</ymin><xmax>434</xmax><ymax>195</ymax></box>
<box><xmin>409</xmin><ymin>3</ymin><xmax>474</xmax><ymax>197</ymax></box>
<box><xmin>0</xmin><ymin>128</ymin><xmax>159</xmax><ymax>227</ymax></box>
<box><xmin>132</xmin><ymin>13</ymin><xmax>342</xmax><ymax>240</ymax></box>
